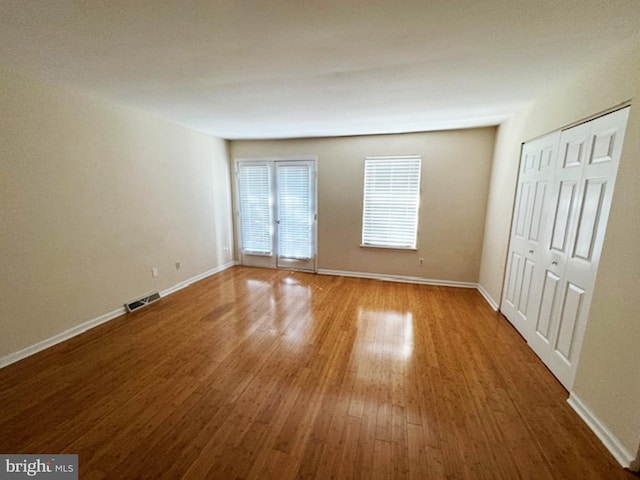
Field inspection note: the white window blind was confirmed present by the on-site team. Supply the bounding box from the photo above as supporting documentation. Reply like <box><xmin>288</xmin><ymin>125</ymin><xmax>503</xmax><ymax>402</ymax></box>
<box><xmin>362</xmin><ymin>156</ymin><xmax>421</xmax><ymax>249</ymax></box>
<box><xmin>238</xmin><ymin>163</ymin><xmax>272</xmax><ymax>255</ymax></box>
<box><xmin>277</xmin><ymin>164</ymin><xmax>312</xmax><ymax>260</ymax></box>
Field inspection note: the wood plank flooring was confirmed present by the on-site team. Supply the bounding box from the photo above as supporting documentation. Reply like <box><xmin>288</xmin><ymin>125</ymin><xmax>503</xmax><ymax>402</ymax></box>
<box><xmin>0</xmin><ymin>266</ymin><xmax>635</xmax><ymax>479</ymax></box>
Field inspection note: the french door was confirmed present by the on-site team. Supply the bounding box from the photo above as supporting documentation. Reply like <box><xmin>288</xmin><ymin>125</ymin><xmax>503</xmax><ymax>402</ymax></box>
<box><xmin>235</xmin><ymin>158</ymin><xmax>317</xmax><ymax>272</ymax></box>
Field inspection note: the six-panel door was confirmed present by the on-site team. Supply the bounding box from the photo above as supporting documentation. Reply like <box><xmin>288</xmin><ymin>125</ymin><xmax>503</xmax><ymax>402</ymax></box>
<box><xmin>502</xmin><ymin>107</ymin><xmax>629</xmax><ymax>390</ymax></box>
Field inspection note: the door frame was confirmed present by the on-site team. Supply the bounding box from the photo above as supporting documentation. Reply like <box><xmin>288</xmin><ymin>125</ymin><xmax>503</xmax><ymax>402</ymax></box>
<box><xmin>233</xmin><ymin>156</ymin><xmax>318</xmax><ymax>272</ymax></box>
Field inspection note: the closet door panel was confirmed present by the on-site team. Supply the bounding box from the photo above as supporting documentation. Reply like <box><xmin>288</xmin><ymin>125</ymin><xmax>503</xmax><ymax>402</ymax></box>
<box><xmin>550</xmin><ymin>181</ymin><xmax>579</xmax><ymax>254</ymax></box>
<box><xmin>528</xmin><ymin>182</ymin><xmax>549</xmax><ymax>243</ymax></box>
<box><xmin>527</xmin><ymin>107</ymin><xmax>629</xmax><ymax>390</ymax></box>
<box><xmin>504</xmin><ymin>252</ymin><xmax>523</xmax><ymax>308</ymax></box>
<box><xmin>554</xmin><ymin>282</ymin><xmax>585</xmax><ymax>363</ymax></box>
<box><xmin>501</xmin><ymin>132</ymin><xmax>560</xmax><ymax>338</ymax></box>
<box><xmin>551</xmin><ymin>108</ymin><xmax>630</xmax><ymax>388</ymax></box>
<box><xmin>573</xmin><ymin>179</ymin><xmax>606</xmax><ymax>261</ymax></box>
<box><xmin>535</xmin><ymin>270</ymin><xmax>561</xmax><ymax>341</ymax></box>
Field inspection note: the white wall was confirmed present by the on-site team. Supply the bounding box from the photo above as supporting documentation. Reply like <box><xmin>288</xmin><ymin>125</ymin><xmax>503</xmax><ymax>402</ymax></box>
<box><xmin>231</xmin><ymin>128</ymin><xmax>496</xmax><ymax>283</ymax></box>
<box><xmin>0</xmin><ymin>70</ymin><xmax>234</xmax><ymax>360</ymax></box>
<box><xmin>478</xmin><ymin>33</ymin><xmax>640</xmax><ymax>462</ymax></box>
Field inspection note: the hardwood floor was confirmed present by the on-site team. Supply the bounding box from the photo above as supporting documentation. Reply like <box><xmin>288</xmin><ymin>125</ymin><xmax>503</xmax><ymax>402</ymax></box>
<box><xmin>0</xmin><ymin>266</ymin><xmax>635</xmax><ymax>479</ymax></box>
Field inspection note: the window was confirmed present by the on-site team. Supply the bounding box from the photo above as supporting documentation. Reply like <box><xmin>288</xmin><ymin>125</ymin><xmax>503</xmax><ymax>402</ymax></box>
<box><xmin>361</xmin><ymin>156</ymin><xmax>421</xmax><ymax>249</ymax></box>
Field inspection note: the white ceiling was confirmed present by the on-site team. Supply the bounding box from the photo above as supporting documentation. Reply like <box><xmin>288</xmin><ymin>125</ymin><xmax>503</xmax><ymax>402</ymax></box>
<box><xmin>1</xmin><ymin>1</ymin><xmax>639</xmax><ymax>139</ymax></box>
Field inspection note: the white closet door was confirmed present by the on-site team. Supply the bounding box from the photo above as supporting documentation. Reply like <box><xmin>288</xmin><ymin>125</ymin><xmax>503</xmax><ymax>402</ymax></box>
<box><xmin>528</xmin><ymin>107</ymin><xmax>629</xmax><ymax>389</ymax></box>
<box><xmin>501</xmin><ymin>131</ymin><xmax>559</xmax><ymax>338</ymax></box>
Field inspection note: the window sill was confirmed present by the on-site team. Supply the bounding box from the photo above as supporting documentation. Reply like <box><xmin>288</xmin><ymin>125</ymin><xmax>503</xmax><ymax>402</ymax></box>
<box><xmin>243</xmin><ymin>250</ymin><xmax>273</xmax><ymax>257</ymax></box>
<box><xmin>360</xmin><ymin>244</ymin><xmax>418</xmax><ymax>252</ymax></box>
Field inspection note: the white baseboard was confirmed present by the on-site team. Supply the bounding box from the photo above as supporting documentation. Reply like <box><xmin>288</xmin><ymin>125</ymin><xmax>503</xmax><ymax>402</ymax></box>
<box><xmin>0</xmin><ymin>306</ymin><xmax>126</xmax><ymax>370</ymax></box>
<box><xmin>568</xmin><ymin>393</ymin><xmax>636</xmax><ymax>469</ymax></box>
<box><xmin>0</xmin><ymin>261</ymin><xmax>237</xmax><ymax>370</ymax></box>
<box><xmin>477</xmin><ymin>284</ymin><xmax>499</xmax><ymax>311</ymax></box>
<box><xmin>160</xmin><ymin>261</ymin><xmax>237</xmax><ymax>297</ymax></box>
<box><xmin>317</xmin><ymin>268</ymin><xmax>477</xmax><ymax>289</ymax></box>
<box><xmin>317</xmin><ymin>269</ymin><xmax>503</xmax><ymax>313</ymax></box>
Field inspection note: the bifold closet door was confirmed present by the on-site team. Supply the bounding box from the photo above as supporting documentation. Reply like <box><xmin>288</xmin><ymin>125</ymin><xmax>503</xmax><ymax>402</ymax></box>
<box><xmin>501</xmin><ymin>132</ymin><xmax>559</xmax><ymax>339</ymax></box>
<box><xmin>528</xmin><ymin>107</ymin><xmax>629</xmax><ymax>389</ymax></box>
<box><xmin>502</xmin><ymin>107</ymin><xmax>629</xmax><ymax>390</ymax></box>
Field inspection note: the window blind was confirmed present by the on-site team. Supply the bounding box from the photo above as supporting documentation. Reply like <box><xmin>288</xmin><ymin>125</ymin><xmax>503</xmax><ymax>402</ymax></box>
<box><xmin>277</xmin><ymin>164</ymin><xmax>312</xmax><ymax>260</ymax></box>
<box><xmin>238</xmin><ymin>163</ymin><xmax>272</xmax><ymax>255</ymax></box>
<box><xmin>362</xmin><ymin>156</ymin><xmax>421</xmax><ymax>249</ymax></box>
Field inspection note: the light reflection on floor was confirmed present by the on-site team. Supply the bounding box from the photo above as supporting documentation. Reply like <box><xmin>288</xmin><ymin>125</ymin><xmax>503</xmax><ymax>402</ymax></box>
<box><xmin>358</xmin><ymin>307</ymin><xmax>414</xmax><ymax>360</ymax></box>
<box><xmin>244</xmin><ymin>274</ymin><xmax>314</xmax><ymax>343</ymax></box>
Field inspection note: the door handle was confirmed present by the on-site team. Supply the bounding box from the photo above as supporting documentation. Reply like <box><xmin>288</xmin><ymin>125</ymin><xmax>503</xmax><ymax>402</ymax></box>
<box><xmin>529</xmin><ymin>250</ymin><xmax>534</xmax><ymax>254</ymax></box>
<box><xmin>552</xmin><ymin>261</ymin><xmax>558</xmax><ymax>266</ymax></box>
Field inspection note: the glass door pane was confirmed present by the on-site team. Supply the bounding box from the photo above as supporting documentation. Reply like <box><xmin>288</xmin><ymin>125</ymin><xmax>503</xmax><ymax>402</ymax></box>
<box><xmin>236</xmin><ymin>161</ymin><xmax>276</xmax><ymax>269</ymax></box>
<box><xmin>276</xmin><ymin>161</ymin><xmax>315</xmax><ymax>271</ymax></box>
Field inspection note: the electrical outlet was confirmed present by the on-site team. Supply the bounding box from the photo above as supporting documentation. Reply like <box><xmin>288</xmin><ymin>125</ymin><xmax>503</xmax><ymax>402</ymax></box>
<box><xmin>151</xmin><ymin>267</ymin><xmax>159</xmax><ymax>278</ymax></box>
<box><xmin>175</xmin><ymin>261</ymin><xmax>181</xmax><ymax>270</ymax></box>
<box><xmin>419</xmin><ymin>257</ymin><xmax>424</xmax><ymax>266</ymax></box>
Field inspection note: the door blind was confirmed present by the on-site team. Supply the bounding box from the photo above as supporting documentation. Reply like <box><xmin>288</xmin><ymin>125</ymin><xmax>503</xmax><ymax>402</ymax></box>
<box><xmin>277</xmin><ymin>164</ymin><xmax>312</xmax><ymax>259</ymax></box>
<box><xmin>238</xmin><ymin>163</ymin><xmax>272</xmax><ymax>255</ymax></box>
<box><xmin>362</xmin><ymin>156</ymin><xmax>421</xmax><ymax>249</ymax></box>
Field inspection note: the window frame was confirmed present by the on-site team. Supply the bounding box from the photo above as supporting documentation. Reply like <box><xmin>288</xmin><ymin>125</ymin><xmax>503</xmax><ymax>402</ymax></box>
<box><xmin>360</xmin><ymin>155</ymin><xmax>422</xmax><ymax>251</ymax></box>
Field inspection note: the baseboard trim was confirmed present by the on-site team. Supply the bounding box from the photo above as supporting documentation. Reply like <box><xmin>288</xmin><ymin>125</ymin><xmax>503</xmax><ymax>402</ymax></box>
<box><xmin>0</xmin><ymin>306</ymin><xmax>126</xmax><ymax>370</ymax></box>
<box><xmin>160</xmin><ymin>261</ymin><xmax>237</xmax><ymax>297</ymax></box>
<box><xmin>317</xmin><ymin>268</ymin><xmax>477</xmax><ymax>289</ymax></box>
<box><xmin>0</xmin><ymin>261</ymin><xmax>238</xmax><ymax>370</ymax></box>
<box><xmin>477</xmin><ymin>284</ymin><xmax>499</xmax><ymax>311</ymax></box>
<box><xmin>568</xmin><ymin>393</ymin><xmax>636</xmax><ymax>469</ymax></box>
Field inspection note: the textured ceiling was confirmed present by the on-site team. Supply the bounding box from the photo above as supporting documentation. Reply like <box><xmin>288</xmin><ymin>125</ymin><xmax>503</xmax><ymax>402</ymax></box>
<box><xmin>1</xmin><ymin>1</ymin><xmax>639</xmax><ymax>139</ymax></box>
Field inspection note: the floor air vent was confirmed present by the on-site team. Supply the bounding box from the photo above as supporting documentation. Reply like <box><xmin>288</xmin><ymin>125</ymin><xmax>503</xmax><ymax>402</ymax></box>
<box><xmin>125</xmin><ymin>292</ymin><xmax>161</xmax><ymax>312</ymax></box>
